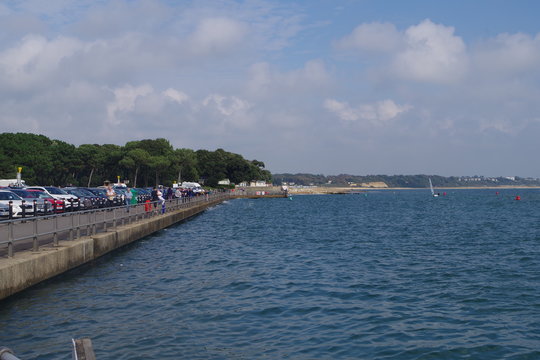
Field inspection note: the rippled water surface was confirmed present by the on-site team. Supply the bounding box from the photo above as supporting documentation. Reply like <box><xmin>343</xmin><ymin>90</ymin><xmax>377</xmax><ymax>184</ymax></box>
<box><xmin>1</xmin><ymin>190</ymin><xmax>539</xmax><ymax>359</ymax></box>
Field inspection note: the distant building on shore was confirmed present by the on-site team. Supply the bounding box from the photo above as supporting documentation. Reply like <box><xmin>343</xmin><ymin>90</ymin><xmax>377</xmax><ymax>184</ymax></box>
<box><xmin>236</xmin><ymin>180</ymin><xmax>271</xmax><ymax>187</ymax></box>
<box><xmin>250</xmin><ymin>180</ymin><xmax>270</xmax><ymax>187</ymax></box>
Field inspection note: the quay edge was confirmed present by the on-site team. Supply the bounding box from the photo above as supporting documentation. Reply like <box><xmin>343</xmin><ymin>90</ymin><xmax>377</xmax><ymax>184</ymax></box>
<box><xmin>0</xmin><ymin>197</ymin><xmax>227</xmax><ymax>301</ymax></box>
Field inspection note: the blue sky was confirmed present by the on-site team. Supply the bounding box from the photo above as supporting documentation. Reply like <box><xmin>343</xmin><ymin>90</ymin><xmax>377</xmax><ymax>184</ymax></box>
<box><xmin>1</xmin><ymin>0</ymin><xmax>539</xmax><ymax>177</ymax></box>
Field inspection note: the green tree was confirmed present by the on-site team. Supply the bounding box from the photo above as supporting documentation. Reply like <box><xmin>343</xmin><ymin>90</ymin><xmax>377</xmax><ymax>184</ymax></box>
<box><xmin>99</xmin><ymin>144</ymin><xmax>123</xmax><ymax>184</ymax></box>
<box><xmin>0</xmin><ymin>133</ymin><xmax>54</xmax><ymax>185</ymax></box>
<box><xmin>124</xmin><ymin>139</ymin><xmax>174</xmax><ymax>186</ymax></box>
<box><xmin>76</xmin><ymin>144</ymin><xmax>110</xmax><ymax>187</ymax></box>
<box><xmin>148</xmin><ymin>155</ymin><xmax>171</xmax><ymax>186</ymax></box>
<box><xmin>196</xmin><ymin>149</ymin><xmax>228</xmax><ymax>187</ymax></box>
<box><xmin>0</xmin><ymin>133</ymin><xmax>277</xmax><ymax>188</ymax></box>
<box><xmin>119</xmin><ymin>148</ymin><xmax>151</xmax><ymax>187</ymax></box>
<box><xmin>50</xmin><ymin>140</ymin><xmax>78</xmax><ymax>185</ymax></box>
<box><xmin>172</xmin><ymin>148</ymin><xmax>199</xmax><ymax>183</ymax></box>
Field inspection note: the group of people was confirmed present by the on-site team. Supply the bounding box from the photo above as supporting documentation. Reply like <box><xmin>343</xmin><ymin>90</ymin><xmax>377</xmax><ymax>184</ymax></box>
<box><xmin>105</xmin><ymin>183</ymin><xmax>138</xmax><ymax>207</ymax></box>
<box><xmin>103</xmin><ymin>183</ymin><xmax>207</xmax><ymax>211</ymax></box>
<box><xmin>150</xmin><ymin>186</ymin><xmax>205</xmax><ymax>203</ymax></box>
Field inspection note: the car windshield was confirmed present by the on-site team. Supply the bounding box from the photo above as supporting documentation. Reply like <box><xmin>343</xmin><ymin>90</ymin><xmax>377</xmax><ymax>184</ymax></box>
<box><xmin>27</xmin><ymin>190</ymin><xmax>54</xmax><ymax>199</ymax></box>
<box><xmin>0</xmin><ymin>191</ymin><xmax>22</xmax><ymax>200</ymax></box>
<box><xmin>10</xmin><ymin>190</ymin><xmax>34</xmax><ymax>198</ymax></box>
<box><xmin>44</xmin><ymin>187</ymin><xmax>69</xmax><ymax>195</ymax></box>
<box><xmin>75</xmin><ymin>188</ymin><xmax>95</xmax><ymax>197</ymax></box>
<box><xmin>88</xmin><ymin>188</ymin><xmax>107</xmax><ymax>196</ymax></box>
<box><xmin>65</xmin><ymin>189</ymin><xmax>85</xmax><ymax>197</ymax></box>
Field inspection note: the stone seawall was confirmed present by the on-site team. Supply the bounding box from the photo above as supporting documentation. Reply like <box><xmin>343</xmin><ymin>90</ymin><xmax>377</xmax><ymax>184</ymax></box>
<box><xmin>0</xmin><ymin>198</ymin><xmax>223</xmax><ymax>301</ymax></box>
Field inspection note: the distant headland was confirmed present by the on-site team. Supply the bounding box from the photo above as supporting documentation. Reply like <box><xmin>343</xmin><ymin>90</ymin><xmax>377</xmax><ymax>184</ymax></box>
<box><xmin>273</xmin><ymin>173</ymin><xmax>540</xmax><ymax>189</ymax></box>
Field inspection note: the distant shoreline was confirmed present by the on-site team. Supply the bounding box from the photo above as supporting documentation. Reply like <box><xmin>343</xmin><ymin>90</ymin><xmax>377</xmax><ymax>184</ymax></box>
<box><xmin>287</xmin><ymin>186</ymin><xmax>540</xmax><ymax>195</ymax></box>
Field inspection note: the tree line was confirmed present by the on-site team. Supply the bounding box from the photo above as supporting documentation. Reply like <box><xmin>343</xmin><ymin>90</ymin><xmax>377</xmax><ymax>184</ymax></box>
<box><xmin>0</xmin><ymin>133</ymin><xmax>272</xmax><ymax>188</ymax></box>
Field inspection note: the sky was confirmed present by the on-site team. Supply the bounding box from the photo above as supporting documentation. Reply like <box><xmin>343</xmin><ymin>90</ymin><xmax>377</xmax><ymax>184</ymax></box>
<box><xmin>1</xmin><ymin>0</ymin><xmax>539</xmax><ymax>178</ymax></box>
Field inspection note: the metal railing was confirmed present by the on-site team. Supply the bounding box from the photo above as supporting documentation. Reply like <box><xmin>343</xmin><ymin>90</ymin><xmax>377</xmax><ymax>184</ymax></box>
<box><xmin>0</xmin><ymin>192</ymin><xmax>231</xmax><ymax>258</ymax></box>
<box><xmin>0</xmin><ymin>198</ymin><xmax>87</xmax><ymax>220</ymax></box>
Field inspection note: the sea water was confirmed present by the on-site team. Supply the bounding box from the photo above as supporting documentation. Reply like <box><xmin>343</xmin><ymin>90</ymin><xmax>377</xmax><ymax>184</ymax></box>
<box><xmin>0</xmin><ymin>189</ymin><xmax>539</xmax><ymax>359</ymax></box>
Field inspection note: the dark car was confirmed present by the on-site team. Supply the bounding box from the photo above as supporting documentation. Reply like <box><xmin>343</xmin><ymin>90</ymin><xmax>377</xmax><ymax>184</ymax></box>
<box><xmin>63</xmin><ymin>187</ymin><xmax>97</xmax><ymax>210</ymax></box>
<box><xmin>113</xmin><ymin>187</ymin><xmax>130</xmax><ymax>205</ymax></box>
<box><xmin>136</xmin><ymin>188</ymin><xmax>152</xmax><ymax>203</ymax></box>
<box><xmin>83</xmin><ymin>188</ymin><xmax>110</xmax><ymax>208</ymax></box>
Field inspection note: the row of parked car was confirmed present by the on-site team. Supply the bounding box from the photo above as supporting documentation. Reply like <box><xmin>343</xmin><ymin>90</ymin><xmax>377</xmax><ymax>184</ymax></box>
<box><xmin>0</xmin><ymin>186</ymin><xmax>153</xmax><ymax>219</ymax></box>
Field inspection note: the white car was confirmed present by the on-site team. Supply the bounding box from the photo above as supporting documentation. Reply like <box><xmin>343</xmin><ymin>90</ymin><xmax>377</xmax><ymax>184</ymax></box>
<box><xmin>25</xmin><ymin>186</ymin><xmax>79</xmax><ymax>206</ymax></box>
<box><xmin>0</xmin><ymin>190</ymin><xmax>34</xmax><ymax>217</ymax></box>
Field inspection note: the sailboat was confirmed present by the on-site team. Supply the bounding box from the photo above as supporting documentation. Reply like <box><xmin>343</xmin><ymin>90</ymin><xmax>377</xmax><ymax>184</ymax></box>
<box><xmin>429</xmin><ymin>178</ymin><xmax>439</xmax><ymax>197</ymax></box>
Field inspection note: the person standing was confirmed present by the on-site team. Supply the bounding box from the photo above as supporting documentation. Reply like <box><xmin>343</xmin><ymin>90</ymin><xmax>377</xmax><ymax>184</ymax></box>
<box><xmin>106</xmin><ymin>184</ymin><xmax>116</xmax><ymax>207</ymax></box>
<box><xmin>157</xmin><ymin>186</ymin><xmax>165</xmax><ymax>213</ymax></box>
<box><xmin>151</xmin><ymin>187</ymin><xmax>158</xmax><ymax>207</ymax></box>
<box><xmin>125</xmin><ymin>187</ymin><xmax>132</xmax><ymax>206</ymax></box>
<box><xmin>130</xmin><ymin>187</ymin><xmax>138</xmax><ymax>205</ymax></box>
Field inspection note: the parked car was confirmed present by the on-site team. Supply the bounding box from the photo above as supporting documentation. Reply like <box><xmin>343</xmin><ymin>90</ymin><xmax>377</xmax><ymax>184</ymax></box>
<box><xmin>63</xmin><ymin>187</ymin><xmax>96</xmax><ymax>209</ymax></box>
<box><xmin>0</xmin><ymin>190</ymin><xmax>34</xmax><ymax>217</ymax></box>
<box><xmin>26</xmin><ymin>186</ymin><xmax>79</xmax><ymax>209</ymax></box>
<box><xmin>0</xmin><ymin>202</ymin><xmax>10</xmax><ymax>218</ymax></box>
<box><xmin>105</xmin><ymin>186</ymin><xmax>124</xmax><ymax>206</ymax></box>
<box><xmin>25</xmin><ymin>189</ymin><xmax>65</xmax><ymax>213</ymax></box>
<box><xmin>6</xmin><ymin>188</ymin><xmax>48</xmax><ymax>215</ymax></box>
<box><xmin>83</xmin><ymin>188</ymin><xmax>110</xmax><ymax>207</ymax></box>
<box><xmin>135</xmin><ymin>188</ymin><xmax>151</xmax><ymax>203</ymax></box>
<box><xmin>114</xmin><ymin>187</ymin><xmax>130</xmax><ymax>205</ymax></box>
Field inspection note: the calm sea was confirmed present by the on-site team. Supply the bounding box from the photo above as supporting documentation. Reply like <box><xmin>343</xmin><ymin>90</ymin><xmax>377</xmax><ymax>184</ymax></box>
<box><xmin>1</xmin><ymin>189</ymin><xmax>539</xmax><ymax>359</ymax></box>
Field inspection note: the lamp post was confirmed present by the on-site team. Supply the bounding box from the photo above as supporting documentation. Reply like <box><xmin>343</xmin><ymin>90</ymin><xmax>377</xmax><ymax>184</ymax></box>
<box><xmin>16</xmin><ymin>167</ymin><xmax>22</xmax><ymax>187</ymax></box>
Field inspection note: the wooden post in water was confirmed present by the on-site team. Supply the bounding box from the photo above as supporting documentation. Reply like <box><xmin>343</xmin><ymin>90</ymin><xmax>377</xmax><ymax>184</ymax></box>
<box><xmin>72</xmin><ymin>338</ymin><xmax>96</xmax><ymax>360</ymax></box>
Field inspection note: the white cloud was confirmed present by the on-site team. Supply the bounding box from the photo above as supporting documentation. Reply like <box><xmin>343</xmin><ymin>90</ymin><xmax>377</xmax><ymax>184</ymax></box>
<box><xmin>336</xmin><ymin>19</ymin><xmax>468</xmax><ymax>84</ymax></box>
<box><xmin>163</xmin><ymin>88</ymin><xmax>189</xmax><ymax>104</ymax></box>
<box><xmin>188</xmin><ymin>17</ymin><xmax>248</xmax><ymax>55</ymax></box>
<box><xmin>474</xmin><ymin>32</ymin><xmax>540</xmax><ymax>75</ymax></box>
<box><xmin>202</xmin><ymin>94</ymin><xmax>251</xmax><ymax>116</ymax></box>
<box><xmin>335</xmin><ymin>22</ymin><xmax>401</xmax><ymax>52</ymax></box>
<box><xmin>201</xmin><ymin>94</ymin><xmax>253</xmax><ymax>128</ymax></box>
<box><xmin>104</xmin><ymin>83</ymin><xmax>255</xmax><ymax>132</ymax></box>
<box><xmin>301</xmin><ymin>59</ymin><xmax>331</xmax><ymax>83</ymax></box>
<box><xmin>324</xmin><ymin>98</ymin><xmax>412</xmax><ymax>124</ymax></box>
<box><xmin>377</xmin><ymin>99</ymin><xmax>413</xmax><ymax>122</ymax></box>
<box><xmin>1</xmin><ymin>1</ymin><xmax>540</xmax><ymax>177</ymax></box>
<box><xmin>392</xmin><ymin>19</ymin><xmax>468</xmax><ymax>83</ymax></box>
<box><xmin>323</xmin><ymin>99</ymin><xmax>362</xmax><ymax>122</ymax></box>
<box><xmin>107</xmin><ymin>84</ymin><xmax>154</xmax><ymax>125</ymax></box>
<box><xmin>247</xmin><ymin>62</ymin><xmax>272</xmax><ymax>93</ymax></box>
<box><xmin>247</xmin><ymin>59</ymin><xmax>331</xmax><ymax>97</ymax></box>
<box><xmin>0</xmin><ymin>34</ymin><xmax>83</xmax><ymax>89</ymax></box>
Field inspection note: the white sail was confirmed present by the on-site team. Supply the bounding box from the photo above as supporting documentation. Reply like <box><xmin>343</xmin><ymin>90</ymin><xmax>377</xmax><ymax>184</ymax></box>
<box><xmin>429</xmin><ymin>178</ymin><xmax>438</xmax><ymax>197</ymax></box>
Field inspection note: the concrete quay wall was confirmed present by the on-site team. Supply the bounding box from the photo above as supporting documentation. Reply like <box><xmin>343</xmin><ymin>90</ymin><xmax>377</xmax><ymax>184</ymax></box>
<box><xmin>0</xmin><ymin>198</ymin><xmax>223</xmax><ymax>301</ymax></box>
